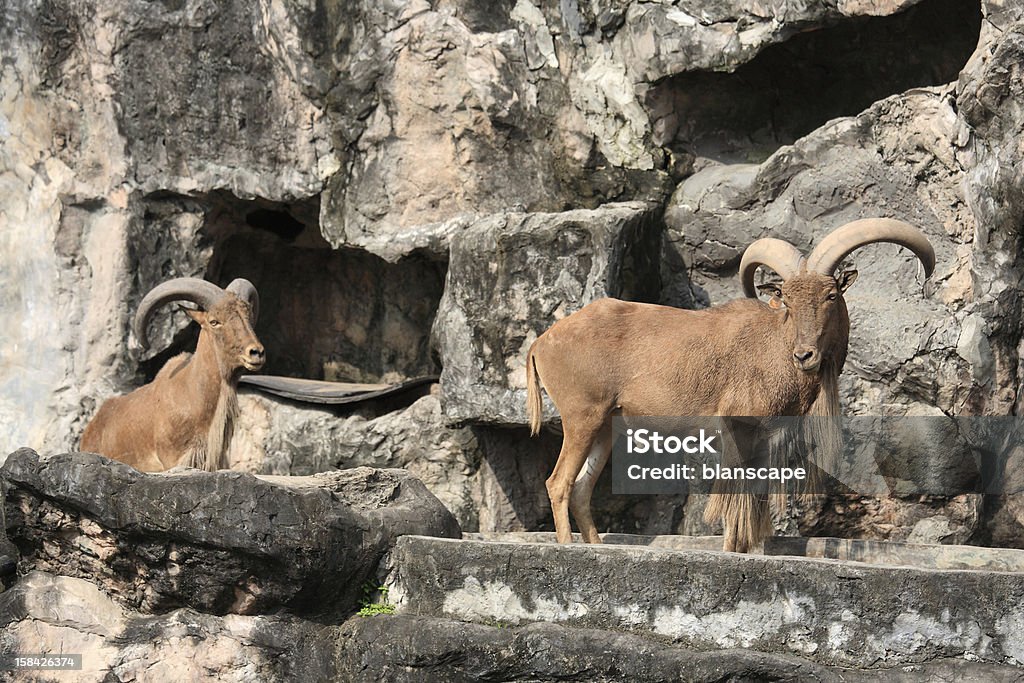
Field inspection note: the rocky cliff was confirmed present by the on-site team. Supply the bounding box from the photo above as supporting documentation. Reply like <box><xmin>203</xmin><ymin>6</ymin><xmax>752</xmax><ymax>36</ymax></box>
<box><xmin>1</xmin><ymin>0</ymin><xmax>1022</xmax><ymax>541</ymax></box>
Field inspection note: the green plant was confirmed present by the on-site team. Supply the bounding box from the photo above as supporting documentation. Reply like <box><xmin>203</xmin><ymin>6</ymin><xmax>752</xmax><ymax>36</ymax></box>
<box><xmin>357</xmin><ymin>583</ymin><xmax>396</xmax><ymax>617</ymax></box>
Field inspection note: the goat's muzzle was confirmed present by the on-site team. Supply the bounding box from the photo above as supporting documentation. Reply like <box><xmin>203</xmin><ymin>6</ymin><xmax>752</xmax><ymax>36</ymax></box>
<box><xmin>241</xmin><ymin>344</ymin><xmax>266</xmax><ymax>372</ymax></box>
<box><xmin>792</xmin><ymin>346</ymin><xmax>820</xmax><ymax>372</ymax></box>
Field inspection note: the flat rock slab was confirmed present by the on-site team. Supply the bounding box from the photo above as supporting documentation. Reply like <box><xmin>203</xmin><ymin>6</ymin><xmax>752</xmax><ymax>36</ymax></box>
<box><xmin>238</xmin><ymin>375</ymin><xmax>437</xmax><ymax>405</ymax></box>
<box><xmin>2</xmin><ymin>449</ymin><xmax>460</xmax><ymax>616</ymax></box>
<box><xmin>466</xmin><ymin>532</ymin><xmax>1024</xmax><ymax>572</ymax></box>
<box><xmin>390</xmin><ymin>536</ymin><xmax>1024</xmax><ymax>668</ymax></box>
<box><xmin>339</xmin><ymin>614</ymin><xmax>1020</xmax><ymax>683</ymax></box>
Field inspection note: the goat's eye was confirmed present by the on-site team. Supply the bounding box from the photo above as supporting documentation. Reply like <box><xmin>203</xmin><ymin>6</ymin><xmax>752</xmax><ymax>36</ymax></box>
<box><xmin>209</xmin><ymin>319</ymin><xmax>221</xmax><ymax>327</ymax></box>
<box><xmin>826</xmin><ymin>293</ymin><xmax>837</xmax><ymax>301</ymax></box>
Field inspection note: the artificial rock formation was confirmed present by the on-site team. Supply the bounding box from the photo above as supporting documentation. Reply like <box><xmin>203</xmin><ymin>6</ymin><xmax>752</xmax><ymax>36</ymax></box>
<box><xmin>0</xmin><ymin>571</ymin><xmax>339</xmax><ymax>682</ymax></box>
<box><xmin>1</xmin><ymin>0</ymin><xmax>1022</xmax><ymax>586</ymax></box>
<box><xmin>228</xmin><ymin>390</ymin><xmax>690</xmax><ymax>537</ymax></box>
<box><xmin>2</xmin><ymin>449</ymin><xmax>459</xmax><ymax>616</ymax></box>
<box><xmin>9</xmin><ymin>0</ymin><xmax>1024</xmax><ymax>677</ymax></box>
<box><xmin>433</xmin><ymin>201</ymin><xmax>664</xmax><ymax>425</ymax></box>
<box><xmin>0</xmin><ymin>0</ymin><xmax>985</xmax><ymax>450</ymax></box>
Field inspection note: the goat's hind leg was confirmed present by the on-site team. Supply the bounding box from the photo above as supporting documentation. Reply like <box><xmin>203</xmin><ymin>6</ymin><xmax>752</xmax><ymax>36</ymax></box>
<box><xmin>568</xmin><ymin>420</ymin><xmax>613</xmax><ymax>544</ymax></box>
<box><xmin>546</xmin><ymin>414</ymin><xmax>607</xmax><ymax>544</ymax></box>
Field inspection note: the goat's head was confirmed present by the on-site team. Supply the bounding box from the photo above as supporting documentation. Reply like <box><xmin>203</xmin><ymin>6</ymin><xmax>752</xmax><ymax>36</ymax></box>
<box><xmin>134</xmin><ymin>277</ymin><xmax>265</xmax><ymax>375</ymax></box>
<box><xmin>739</xmin><ymin>219</ymin><xmax>935</xmax><ymax>372</ymax></box>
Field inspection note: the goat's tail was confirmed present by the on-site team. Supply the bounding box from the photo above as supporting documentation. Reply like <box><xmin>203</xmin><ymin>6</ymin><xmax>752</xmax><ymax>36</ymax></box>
<box><xmin>526</xmin><ymin>343</ymin><xmax>544</xmax><ymax>437</ymax></box>
<box><xmin>704</xmin><ymin>492</ymin><xmax>772</xmax><ymax>553</ymax></box>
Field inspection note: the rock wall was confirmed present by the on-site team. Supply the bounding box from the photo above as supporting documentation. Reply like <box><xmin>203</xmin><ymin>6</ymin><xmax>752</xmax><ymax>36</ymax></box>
<box><xmin>7</xmin><ymin>456</ymin><xmax>1020</xmax><ymax>681</ymax></box>
<box><xmin>4</xmin><ymin>0</ymin><xmax>1024</xmax><ymax>542</ymax></box>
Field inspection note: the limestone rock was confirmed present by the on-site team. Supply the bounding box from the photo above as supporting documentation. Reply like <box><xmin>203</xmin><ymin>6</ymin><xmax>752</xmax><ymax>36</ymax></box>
<box><xmin>0</xmin><ymin>571</ymin><xmax>337</xmax><ymax>682</ymax></box>
<box><xmin>339</xmin><ymin>613</ymin><xmax>1021</xmax><ymax>682</ymax></box>
<box><xmin>0</xmin><ymin>0</ymin><xmax>1020</xmax><ymax>553</ymax></box>
<box><xmin>2</xmin><ymin>449</ymin><xmax>459</xmax><ymax>616</ymax></box>
<box><xmin>658</xmin><ymin>31</ymin><xmax>1024</xmax><ymax>541</ymax></box>
<box><xmin>3</xmin><ymin>0</ymin><xmax>961</xmax><ymax>456</ymax></box>
<box><xmin>229</xmin><ymin>391</ymin><xmax>486</xmax><ymax>529</ymax></box>
<box><xmin>390</xmin><ymin>535</ymin><xmax>1024</xmax><ymax>668</ymax></box>
<box><xmin>433</xmin><ymin>202</ymin><xmax>664</xmax><ymax>426</ymax></box>
<box><xmin>8</xmin><ymin>570</ymin><xmax>1016</xmax><ymax>682</ymax></box>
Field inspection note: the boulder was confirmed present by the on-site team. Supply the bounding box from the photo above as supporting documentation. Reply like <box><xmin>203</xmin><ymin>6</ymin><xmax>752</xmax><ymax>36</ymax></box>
<box><xmin>433</xmin><ymin>202</ymin><xmax>664</xmax><ymax>426</ymax></box>
<box><xmin>1</xmin><ymin>449</ymin><xmax>459</xmax><ymax>616</ymax></box>
<box><xmin>0</xmin><ymin>571</ymin><xmax>338</xmax><ymax>682</ymax></box>
<box><xmin>229</xmin><ymin>392</ymin><xmax>486</xmax><ymax>529</ymax></box>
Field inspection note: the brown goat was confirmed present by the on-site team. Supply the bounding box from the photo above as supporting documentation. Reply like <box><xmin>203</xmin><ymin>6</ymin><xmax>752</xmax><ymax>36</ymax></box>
<box><xmin>81</xmin><ymin>278</ymin><xmax>264</xmax><ymax>472</ymax></box>
<box><xmin>526</xmin><ymin>218</ymin><xmax>935</xmax><ymax>552</ymax></box>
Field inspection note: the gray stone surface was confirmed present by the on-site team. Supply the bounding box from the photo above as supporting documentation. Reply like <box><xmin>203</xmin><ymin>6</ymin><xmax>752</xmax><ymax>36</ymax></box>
<box><xmin>1</xmin><ymin>0</ymin><xmax>966</xmax><ymax>457</ymax></box>
<box><xmin>229</xmin><ymin>391</ymin><xmax>689</xmax><ymax>537</ymax></box>
<box><xmin>652</xmin><ymin>6</ymin><xmax>1024</xmax><ymax>542</ymax></box>
<box><xmin>956</xmin><ymin>8</ymin><xmax>1024</xmax><ymax>548</ymax></box>
<box><xmin>5</xmin><ymin>0</ymin><xmax>1024</xmax><ymax>678</ymax></box>
<box><xmin>6</xmin><ymin>574</ymin><xmax>1017</xmax><ymax>682</ymax></box>
<box><xmin>466</xmin><ymin>531</ymin><xmax>1024</xmax><ymax>572</ymax></box>
<box><xmin>0</xmin><ymin>571</ymin><xmax>338</xmax><ymax>683</ymax></box>
<box><xmin>1</xmin><ymin>449</ymin><xmax>459</xmax><ymax>616</ymax></box>
<box><xmin>338</xmin><ymin>614</ymin><xmax>1023</xmax><ymax>682</ymax></box>
<box><xmin>434</xmin><ymin>202</ymin><xmax>664</xmax><ymax>425</ymax></box>
<box><xmin>230</xmin><ymin>391</ymin><xmax>487</xmax><ymax>529</ymax></box>
<box><xmin>390</xmin><ymin>536</ymin><xmax>1024</xmax><ymax>668</ymax></box>
<box><xmin>0</xmin><ymin>0</ymin><xmax>1008</xmax><ymax>546</ymax></box>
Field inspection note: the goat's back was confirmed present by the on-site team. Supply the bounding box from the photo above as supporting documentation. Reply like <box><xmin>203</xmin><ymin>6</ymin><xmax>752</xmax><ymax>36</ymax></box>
<box><xmin>530</xmin><ymin>297</ymin><xmax>810</xmax><ymax>417</ymax></box>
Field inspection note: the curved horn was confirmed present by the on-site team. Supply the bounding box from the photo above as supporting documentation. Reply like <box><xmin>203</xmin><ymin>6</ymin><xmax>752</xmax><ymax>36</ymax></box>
<box><xmin>739</xmin><ymin>238</ymin><xmax>806</xmax><ymax>298</ymax></box>
<box><xmin>226</xmin><ymin>278</ymin><xmax>259</xmax><ymax>323</ymax></box>
<box><xmin>806</xmin><ymin>218</ymin><xmax>935</xmax><ymax>278</ymax></box>
<box><xmin>133</xmin><ymin>278</ymin><xmax>227</xmax><ymax>349</ymax></box>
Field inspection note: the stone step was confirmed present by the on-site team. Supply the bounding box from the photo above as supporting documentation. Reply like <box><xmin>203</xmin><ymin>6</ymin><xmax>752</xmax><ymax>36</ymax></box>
<box><xmin>465</xmin><ymin>531</ymin><xmax>1024</xmax><ymax>572</ymax></box>
<box><xmin>388</xmin><ymin>535</ymin><xmax>1024</xmax><ymax>670</ymax></box>
<box><xmin>340</xmin><ymin>614</ymin><xmax>1021</xmax><ymax>683</ymax></box>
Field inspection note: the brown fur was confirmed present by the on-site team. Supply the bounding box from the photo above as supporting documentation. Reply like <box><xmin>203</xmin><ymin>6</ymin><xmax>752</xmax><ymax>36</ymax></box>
<box><xmin>80</xmin><ymin>294</ymin><xmax>263</xmax><ymax>472</ymax></box>
<box><xmin>527</xmin><ymin>271</ymin><xmax>854</xmax><ymax>551</ymax></box>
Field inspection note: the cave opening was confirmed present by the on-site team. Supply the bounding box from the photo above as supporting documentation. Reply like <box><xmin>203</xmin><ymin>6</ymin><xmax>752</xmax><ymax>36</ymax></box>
<box><xmin>648</xmin><ymin>0</ymin><xmax>982</xmax><ymax>169</ymax></box>
<box><xmin>136</xmin><ymin>192</ymin><xmax>446</xmax><ymax>386</ymax></box>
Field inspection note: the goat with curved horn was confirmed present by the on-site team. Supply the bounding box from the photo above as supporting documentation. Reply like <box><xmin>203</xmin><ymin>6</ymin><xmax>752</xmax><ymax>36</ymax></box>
<box><xmin>81</xmin><ymin>277</ymin><xmax>265</xmax><ymax>472</ymax></box>
<box><xmin>805</xmin><ymin>217</ymin><xmax>936</xmax><ymax>277</ymax></box>
<box><xmin>739</xmin><ymin>238</ymin><xmax>807</xmax><ymax>298</ymax></box>
<box><xmin>527</xmin><ymin>217</ymin><xmax>935</xmax><ymax>552</ymax></box>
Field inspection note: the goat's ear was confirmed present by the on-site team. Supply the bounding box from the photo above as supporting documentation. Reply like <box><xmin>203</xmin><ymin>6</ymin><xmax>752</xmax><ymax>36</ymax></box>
<box><xmin>837</xmin><ymin>269</ymin><xmax>858</xmax><ymax>292</ymax></box>
<box><xmin>756</xmin><ymin>283</ymin><xmax>783</xmax><ymax>300</ymax></box>
<box><xmin>181</xmin><ymin>306</ymin><xmax>206</xmax><ymax>324</ymax></box>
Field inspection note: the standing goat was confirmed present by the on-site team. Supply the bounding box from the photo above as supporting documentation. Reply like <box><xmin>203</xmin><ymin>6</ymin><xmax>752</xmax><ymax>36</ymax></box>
<box><xmin>526</xmin><ymin>218</ymin><xmax>935</xmax><ymax>552</ymax></box>
<box><xmin>81</xmin><ymin>278</ymin><xmax>264</xmax><ymax>472</ymax></box>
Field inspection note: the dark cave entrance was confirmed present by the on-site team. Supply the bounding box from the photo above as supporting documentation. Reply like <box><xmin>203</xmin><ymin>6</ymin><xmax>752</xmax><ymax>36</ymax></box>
<box><xmin>648</xmin><ymin>0</ymin><xmax>983</xmax><ymax>168</ymax></box>
<box><xmin>205</xmin><ymin>193</ymin><xmax>446</xmax><ymax>383</ymax></box>
<box><xmin>137</xmin><ymin>192</ymin><xmax>446</xmax><ymax>385</ymax></box>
